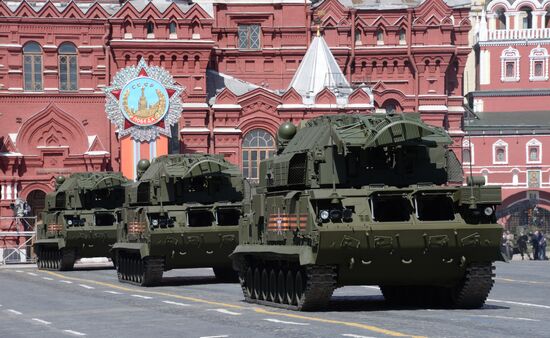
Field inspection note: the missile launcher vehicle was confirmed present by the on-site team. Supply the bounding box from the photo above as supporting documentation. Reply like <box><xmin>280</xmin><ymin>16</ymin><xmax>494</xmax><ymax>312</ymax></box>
<box><xmin>35</xmin><ymin>172</ymin><xmax>128</xmax><ymax>270</ymax></box>
<box><xmin>113</xmin><ymin>154</ymin><xmax>244</xmax><ymax>286</ymax></box>
<box><xmin>231</xmin><ymin>114</ymin><xmax>503</xmax><ymax>311</ymax></box>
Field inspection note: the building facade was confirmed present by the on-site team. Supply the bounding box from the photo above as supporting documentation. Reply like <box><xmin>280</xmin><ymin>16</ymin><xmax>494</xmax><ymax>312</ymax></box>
<box><xmin>467</xmin><ymin>0</ymin><xmax>550</xmax><ymax>230</ymax></box>
<box><xmin>0</xmin><ymin>0</ymin><xmax>472</xmax><ymax>232</ymax></box>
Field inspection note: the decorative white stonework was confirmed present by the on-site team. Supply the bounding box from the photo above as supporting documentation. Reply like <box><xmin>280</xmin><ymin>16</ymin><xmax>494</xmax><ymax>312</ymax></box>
<box><xmin>104</xmin><ymin>58</ymin><xmax>184</xmax><ymax>142</ymax></box>
<box><xmin>462</xmin><ymin>139</ymin><xmax>474</xmax><ymax>165</ymax></box>
<box><xmin>529</xmin><ymin>45</ymin><xmax>549</xmax><ymax>81</ymax></box>
<box><xmin>492</xmin><ymin>139</ymin><xmax>508</xmax><ymax>165</ymax></box>
<box><xmin>500</xmin><ymin>46</ymin><xmax>520</xmax><ymax>82</ymax></box>
<box><xmin>526</xmin><ymin>138</ymin><xmax>542</xmax><ymax>164</ymax></box>
<box><xmin>473</xmin><ymin>98</ymin><xmax>484</xmax><ymax>113</ymax></box>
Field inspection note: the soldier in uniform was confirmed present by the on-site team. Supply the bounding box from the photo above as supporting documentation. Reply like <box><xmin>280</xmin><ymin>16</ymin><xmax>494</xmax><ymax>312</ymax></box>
<box><xmin>516</xmin><ymin>232</ymin><xmax>531</xmax><ymax>260</ymax></box>
<box><xmin>532</xmin><ymin>231</ymin><xmax>540</xmax><ymax>260</ymax></box>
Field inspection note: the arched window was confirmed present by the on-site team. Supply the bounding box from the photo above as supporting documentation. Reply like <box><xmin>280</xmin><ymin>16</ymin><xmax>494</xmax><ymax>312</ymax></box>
<box><xmin>529</xmin><ymin>46</ymin><xmax>549</xmax><ymax>81</ymax></box>
<box><xmin>376</xmin><ymin>29</ymin><xmax>384</xmax><ymax>45</ymax></box>
<box><xmin>59</xmin><ymin>42</ymin><xmax>78</xmax><ymax>91</ymax></box>
<box><xmin>124</xmin><ymin>20</ymin><xmax>133</xmax><ymax>39</ymax></box>
<box><xmin>526</xmin><ymin>139</ymin><xmax>542</xmax><ymax>163</ymax></box>
<box><xmin>462</xmin><ymin>140</ymin><xmax>474</xmax><ymax>165</ymax></box>
<box><xmin>241</xmin><ymin>129</ymin><xmax>275</xmax><ymax>179</ymax></box>
<box><xmin>355</xmin><ymin>30</ymin><xmax>362</xmax><ymax>45</ymax></box>
<box><xmin>169</xmin><ymin>21</ymin><xmax>177</xmax><ymax>38</ymax></box>
<box><xmin>501</xmin><ymin>47</ymin><xmax>520</xmax><ymax>82</ymax></box>
<box><xmin>463</xmin><ymin>148</ymin><xmax>471</xmax><ymax>164</ymax></box>
<box><xmin>512</xmin><ymin>169</ymin><xmax>519</xmax><ymax>186</ymax></box>
<box><xmin>520</xmin><ymin>6</ymin><xmax>533</xmax><ymax>29</ymax></box>
<box><xmin>382</xmin><ymin>99</ymin><xmax>401</xmax><ymax>114</ymax></box>
<box><xmin>493</xmin><ymin>140</ymin><xmax>508</xmax><ymax>164</ymax></box>
<box><xmin>23</xmin><ymin>42</ymin><xmax>43</xmax><ymax>91</ymax></box>
<box><xmin>496</xmin><ymin>8</ymin><xmax>507</xmax><ymax>30</ymax></box>
<box><xmin>398</xmin><ymin>28</ymin><xmax>406</xmax><ymax>45</ymax></box>
<box><xmin>147</xmin><ymin>21</ymin><xmax>155</xmax><ymax>37</ymax></box>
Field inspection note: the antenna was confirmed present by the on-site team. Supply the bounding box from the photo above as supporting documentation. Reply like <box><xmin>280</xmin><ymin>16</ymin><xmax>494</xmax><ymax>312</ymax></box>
<box><xmin>329</xmin><ymin>128</ymin><xmax>340</xmax><ymax>204</ymax></box>
<box><xmin>466</xmin><ymin>118</ymin><xmax>477</xmax><ymax>209</ymax></box>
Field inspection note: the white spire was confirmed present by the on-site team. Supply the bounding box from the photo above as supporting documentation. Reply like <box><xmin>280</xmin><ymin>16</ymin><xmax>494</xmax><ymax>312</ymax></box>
<box><xmin>479</xmin><ymin>9</ymin><xmax>488</xmax><ymax>42</ymax></box>
<box><xmin>288</xmin><ymin>35</ymin><xmax>351</xmax><ymax>101</ymax></box>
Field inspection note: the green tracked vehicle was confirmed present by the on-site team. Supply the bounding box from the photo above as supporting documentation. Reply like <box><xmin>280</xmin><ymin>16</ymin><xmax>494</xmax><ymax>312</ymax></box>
<box><xmin>35</xmin><ymin>172</ymin><xmax>128</xmax><ymax>271</ymax></box>
<box><xmin>231</xmin><ymin>114</ymin><xmax>503</xmax><ymax>311</ymax></box>
<box><xmin>112</xmin><ymin>154</ymin><xmax>244</xmax><ymax>286</ymax></box>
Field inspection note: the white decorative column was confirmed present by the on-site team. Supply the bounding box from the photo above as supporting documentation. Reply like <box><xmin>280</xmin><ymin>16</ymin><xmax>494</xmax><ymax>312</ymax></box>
<box><xmin>479</xmin><ymin>10</ymin><xmax>488</xmax><ymax>42</ymax></box>
<box><xmin>533</xmin><ymin>11</ymin><xmax>546</xmax><ymax>30</ymax></box>
<box><xmin>6</xmin><ymin>183</ymin><xmax>12</xmax><ymax>200</ymax></box>
<box><xmin>1</xmin><ymin>182</ymin><xmax>4</xmax><ymax>200</ymax></box>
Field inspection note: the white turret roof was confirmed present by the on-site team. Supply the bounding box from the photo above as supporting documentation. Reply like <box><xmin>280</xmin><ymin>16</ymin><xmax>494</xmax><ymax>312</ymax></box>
<box><xmin>288</xmin><ymin>35</ymin><xmax>352</xmax><ymax>103</ymax></box>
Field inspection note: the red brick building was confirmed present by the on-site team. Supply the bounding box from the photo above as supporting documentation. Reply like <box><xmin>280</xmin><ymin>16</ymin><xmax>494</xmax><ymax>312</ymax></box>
<box><xmin>466</xmin><ymin>0</ymin><xmax>550</xmax><ymax>230</ymax></box>
<box><xmin>0</xmin><ymin>0</ymin><xmax>473</xmax><ymax>232</ymax></box>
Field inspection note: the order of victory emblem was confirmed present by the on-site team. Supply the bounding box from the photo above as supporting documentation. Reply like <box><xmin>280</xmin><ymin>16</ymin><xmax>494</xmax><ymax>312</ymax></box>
<box><xmin>104</xmin><ymin>59</ymin><xmax>184</xmax><ymax>142</ymax></box>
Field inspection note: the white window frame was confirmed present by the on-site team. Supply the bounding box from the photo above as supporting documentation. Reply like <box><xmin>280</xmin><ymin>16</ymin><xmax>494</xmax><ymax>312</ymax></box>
<box><xmin>493</xmin><ymin>139</ymin><xmax>508</xmax><ymax>164</ymax></box>
<box><xmin>462</xmin><ymin>140</ymin><xmax>474</xmax><ymax>165</ymax></box>
<box><xmin>501</xmin><ymin>47</ymin><xmax>520</xmax><ymax>82</ymax></box>
<box><xmin>526</xmin><ymin>138</ymin><xmax>542</xmax><ymax>164</ymax></box>
<box><xmin>529</xmin><ymin>45</ymin><xmax>549</xmax><ymax>81</ymax></box>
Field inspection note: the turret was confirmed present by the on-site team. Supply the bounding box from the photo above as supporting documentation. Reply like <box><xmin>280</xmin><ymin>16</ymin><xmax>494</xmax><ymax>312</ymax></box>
<box><xmin>126</xmin><ymin>154</ymin><xmax>244</xmax><ymax>206</ymax></box>
<box><xmin>44</xmin><ymin>172</ymin><xmax>128</xmax><ymax>211</ymax></box>
<box><xmin>260</xmin><ymin>114</ymin><xmax>461</xmax><ymax>191</ymax></box>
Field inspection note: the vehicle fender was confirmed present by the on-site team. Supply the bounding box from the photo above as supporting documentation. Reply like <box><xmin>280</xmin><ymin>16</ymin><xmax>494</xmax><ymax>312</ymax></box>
<box><xmin>33</xmin><ymin>238</ymin><xmax>65</xmax><ymax>250</ymax></box>
<box><xmin>230</xmin><ymin>245</ymin><xmax>316</xmax><ymax>266</ymax></box>
<box><xmin>111</xmin><ymin>242</ymin><xmax>150</xmax><ymax>259</ymax></box>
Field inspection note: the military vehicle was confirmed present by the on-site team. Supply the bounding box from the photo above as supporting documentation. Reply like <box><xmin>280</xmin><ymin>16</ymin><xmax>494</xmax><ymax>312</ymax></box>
<box><xmin>35</xmin><ymin>172</ymin><xmax>128</xmax><ymax>270</ymax></box>
<box><xmin>113</xmin><ymin>154</ymin><xmax>244</xmax><ymax>286</ymax></box>
<box><xmin>231</xmin><ymin>114</ymin><xmax>503</xmax><ymax>311</ymax></box>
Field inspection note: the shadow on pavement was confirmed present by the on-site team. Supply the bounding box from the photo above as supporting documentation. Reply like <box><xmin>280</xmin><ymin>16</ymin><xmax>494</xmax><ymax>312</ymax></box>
<box><xmin>157</xmin><ymin>275</ymin><xmax>231</xmax><ymax>287</ymax></box>
<box><xmin>327</xmin><ymin>295</ymin><xmax>509</xmax><ymax>312</ymax></box>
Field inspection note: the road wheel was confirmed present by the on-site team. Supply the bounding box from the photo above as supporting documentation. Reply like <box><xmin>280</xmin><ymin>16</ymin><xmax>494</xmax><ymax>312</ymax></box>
<box><xmin>54</xmin><ymin>250</ymin><xmax>61</xmax><ymax>270</ymax></box>
<box><xmin>122</xmin><ymin>256</ymin><xmax>128</xmax><ymax>281</ymax></box>
<box><xmin>268</xmin><ymin>269</ymin><xmax>277</xmax><ymax>302</ymax></box>
<box><xmin>130</xmin><ymin>256</ymin><xmax>136</xmax><ymax>282</ymax></box>
<box><xmin>260</xmin><ymin>268</ymin><xmax>269</xmax><ymax>301</ymax></box>
<box><xmin>47</xmin><ymin>250</ymin><xmax>52</xmax><ymax>269</ymax></box>
<box><xmin>286</xmin><ymin>270</ymin><xmax>296</xmax><ymax>305</ymax></box>
<box><xmin>116</xmin><ymin>253</ymin><xmax>123</xmax><ymax>281</ymax></box>
<box><xmin>137</xmin><ymin>259</ymin><xmax>144</xmax><ymax>285</ymax></box>
<box><xmin>277</xmin><ymin>269</ymin><xmax>286</xmax><ymax>304</ymax></box>
<box><xmin>253</xmin><ymin>267</ymin><xmax>262</xmax><ymax>300</ymax></box>
<box><xmin>245</xmin><ymin>266</ymin><xmax>254</xmax><ymax>298</ymax></box>
<box><xmin>36</xmin><ymin>248</ymin><xmax>43</xmax><ymax>269</ymax></box>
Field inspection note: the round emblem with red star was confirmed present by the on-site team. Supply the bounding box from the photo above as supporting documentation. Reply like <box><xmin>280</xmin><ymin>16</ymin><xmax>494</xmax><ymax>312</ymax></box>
<box><xmin>104</xmin><ymin>59</ymin><xmax>184</xmax><ymax>142</ymax></box>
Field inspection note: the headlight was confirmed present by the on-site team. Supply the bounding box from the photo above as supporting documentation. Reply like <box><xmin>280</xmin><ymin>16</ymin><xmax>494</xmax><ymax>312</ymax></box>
<box><xmin>152</xmin><ymin>219</ymin><xmax>159</xmax><ymax>226</ymax></box>
<box><xmin>319</xmin><ymin>210</ymin><xmax>329</xmax><ymax>220</ymax></box>
<box><xmin>483</xmin><ymin>207</ymin><xmax>493</xmax><ymax>216</ymax></box>
<box><xmin>67</xmin><ymin>220</ymin><xmax>73</xmax><ymax>225</ymax></box>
